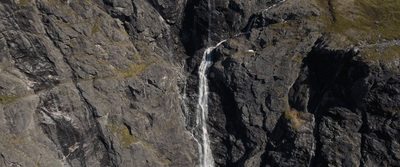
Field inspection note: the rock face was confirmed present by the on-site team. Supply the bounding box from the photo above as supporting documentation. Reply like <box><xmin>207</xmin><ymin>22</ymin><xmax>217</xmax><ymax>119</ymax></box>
<box><xmin>0</xmin><ymin>0</ymin><xmax>399</xmax><ymax>167</ymax></box>
<box><xmin>0</xmin><ymin>0</ymin><xmax>194</xmax><ymax>166</ymax></box>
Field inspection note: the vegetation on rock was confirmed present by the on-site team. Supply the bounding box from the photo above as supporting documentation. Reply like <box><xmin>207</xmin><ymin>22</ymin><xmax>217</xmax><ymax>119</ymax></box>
<box><xmin>315</xmin><ymin>0</ymin><xmax>400</xmax><ymax>45</ymax></box>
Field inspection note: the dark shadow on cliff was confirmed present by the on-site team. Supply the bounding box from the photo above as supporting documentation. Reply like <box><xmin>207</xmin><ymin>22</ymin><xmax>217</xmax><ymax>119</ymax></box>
<box><xmin>302</xmin><ymin>41</ymin><xmax>370</xmax><ymax>166</ymax></box>
<box><xmin>179</xmin><ymin>0</ymin><xmax>207</xmax><ymax>57</ymax></box>
<box><xmin>261</xmin><ymin>115</ymin><xmax>295</xmax><ymax>166</ymax></box>
<box><xmin>209</xmin><ymin>74</ymin><xmax>254</xmax><ymax>167</ymax></box>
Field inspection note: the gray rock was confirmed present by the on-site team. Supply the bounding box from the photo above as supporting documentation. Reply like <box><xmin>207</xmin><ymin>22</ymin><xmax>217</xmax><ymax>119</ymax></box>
<box><xmin>0</xmin><ymin>0</ymin><xmax>399</xmax><ymax>166</ymax></box>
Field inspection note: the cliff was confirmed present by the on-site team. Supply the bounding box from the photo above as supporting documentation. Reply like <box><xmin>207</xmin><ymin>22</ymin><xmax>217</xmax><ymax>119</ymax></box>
<box><xmin>0</xmin><ymin>0</ymin><xmax>399</xmax><ymax>166</ymax></box>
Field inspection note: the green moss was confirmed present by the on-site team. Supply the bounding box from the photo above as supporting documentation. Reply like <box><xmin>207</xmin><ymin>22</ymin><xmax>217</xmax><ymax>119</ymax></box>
<box><xmin>116</xmin><ymin>63</ymin><xmax>152</xmax><ymax>78</ymax></box>
<box><xmin>82</xmin><ymin>0</ymin><xmax>91</xmax><ymax>4</ymax></box>
<box><xmin>163</xmin><ymin>159</ymin><xmax>172</xmax><ymax>165</ymax></box>
<box><xmin>76</xmin><ymin>53</ymin><xmax>112</xmax><ymax>67</ymax></box>
<box><xmin>91</xmin><ymin>18</ymin><xmax>101</xmax><ymax>36</ymax></box>
<box><xmin>269</xmin><ymin>21</ymin><xmax>297</xmax><ymax>30</ymax></box>
<box><xmin>361</xmin><ymin>45</ymin><xmax>400</xmax><ymax>62</ymax></box>
<box><xmin>69</xmin><ymin>40</ymin><xmax>78</xmax><ymax>47</ymax></box>
<box><xmin>136</xmin><ymin>41</ymin><xmax>148</xmax><ymax>48</ymax></box>
<box><xmin>8</xmin><ymin>136</ymin><xmax>24</xmax><ymax>145</ymax></box>
<box><xmin>55</xmin><ymin>20</ymin><xmax>74</xmax><ymax>29</ymax></box>
<box><xmin>315</xmin><ymin>0</ymin><xmax>400</xmax><ymax>44</ymax></box>
<box><xmin>67</xmin><ymin>7</ymin><xmax>81</xmax><ymax>20</ymax></box>
<box><xmin>107</xmin><ymin>123</ymin><xmax>173</xmax><ymax>164</ymax></box>
<box><xmin>143</xmin><ymin>51</ymin><xmax>152</xmax><ymax>57</ymax></box>
<box><xmin>17</xmin><ymin>0</ymin><xmax>30</xmax><ymax>5</ymax></box>
<box><xmin>108</xmin><ymin>123</ymin><xmax>139</xmax><ymax>148</ymax></box>
<box><xmin>0</xmin><ymin>95</ymin><xmax>21</xmax><ymax>104</ymax></box>
<box><xmin>91</xmin><ymin>25</ymin><xmax>100</xmax><ymax>36</ymax></box>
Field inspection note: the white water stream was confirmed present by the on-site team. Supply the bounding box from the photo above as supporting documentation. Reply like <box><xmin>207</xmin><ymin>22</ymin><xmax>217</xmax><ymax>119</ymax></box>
<box><xmin>194</xmin><ymin>0</ymin><xmax>289</xmax><ymax>166</ymax></box>
<box><xmin>197</xmin><ymin>40</ymin><xmax>225</xmax><ymax>167</ymax></box>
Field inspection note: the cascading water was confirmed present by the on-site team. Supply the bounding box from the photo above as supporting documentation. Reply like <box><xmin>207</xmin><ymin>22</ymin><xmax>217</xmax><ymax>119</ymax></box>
<box><xmin>197</xmin><ymin>40</ymin><xmax>226</xmax><ymax>167</ymax></box>
<box><xmin>197</xmin><ymin>47</ymin><xmax>214</xmax><ymax>167</ymax></box>
<box><xmin>195</xmin><ymin>0</ymin><xmax>218</xmax><ymax>166</ymax></box>
<box><xmin>193</xmin><ymin>0</ymin><xmax>289</xmax><ymax>166</ymax></box>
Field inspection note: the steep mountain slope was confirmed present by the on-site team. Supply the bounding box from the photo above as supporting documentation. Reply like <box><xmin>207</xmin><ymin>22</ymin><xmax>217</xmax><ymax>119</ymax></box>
<box><xmin>0</xmin><ymin>0</ymin><xmax>194</xmax><ymax>166</ymax></box>
<box><xmin>0</xmin><ymin>0</ymin><xmax>399</xmax><ymax>166</ymax></box>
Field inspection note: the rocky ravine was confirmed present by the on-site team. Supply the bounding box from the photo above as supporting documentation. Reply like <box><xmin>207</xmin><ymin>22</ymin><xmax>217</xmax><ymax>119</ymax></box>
<box><xmin>0</xmin><ymin>0</ymin><xmax>399</xmax><ymax>167</ymax></box>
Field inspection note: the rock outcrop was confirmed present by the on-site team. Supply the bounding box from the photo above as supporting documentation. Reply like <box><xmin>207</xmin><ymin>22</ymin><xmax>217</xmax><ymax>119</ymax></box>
<box><xmin>0</xmin><ymin>0</ymin><xmax>399</xmax><ymax>166</ymax></box>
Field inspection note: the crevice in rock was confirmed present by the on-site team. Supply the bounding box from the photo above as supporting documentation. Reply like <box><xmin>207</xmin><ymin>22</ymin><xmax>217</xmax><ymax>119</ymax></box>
<box><xmin>102</xmin><ymin>0</ymin><xmax>113</xmax><ymax>7</ymax></box>
<box><xmin>97</xmin><ymin>134</ymin><xmax>117</xmax><ymax>167</ymax></box>
<box><xmin>101</xmin><ymin>135</ymin><xmax>120</xmax><ymax>167</ymax></box>
<box><xmin>128</xmin><ymin>85</ymin><xmax>141</xmax><ymax>101</ymax></box>
<box><xmin>260</xmin><ymin>105</ymin><xmax>269</xmax><ymax>132</ymax></box>
<box><xmin>123</xmin><ymin>122</ymin><xmax>133</xmax><ymax>136</ymax></box>
<box><xmin>359</xmin><ymin>106</ymin><xmax>369</xmax><ymax>166</ymax></box>
<box><xmin>74</xmin><ymin>84</ymin><xmax>116</xmax><ymax>166</ymax></box>
<box><xmin>76</xmin><ymin>85</ymin><xmax>101</xmax><ymax>118</ymax></box>
<box><xmin>39</xmin><ymin>107</ymin><xmax>81</xmax><ymax>166</ymax></box>
<box><xmin>241</xmin><ymin>14</ymin><xmax>257</xmax><ymax>33</ymax></box>
<box><xmin>309</xmin><ymin>114</ymin><xmax>322</xmax><ymax>167</ymax></box>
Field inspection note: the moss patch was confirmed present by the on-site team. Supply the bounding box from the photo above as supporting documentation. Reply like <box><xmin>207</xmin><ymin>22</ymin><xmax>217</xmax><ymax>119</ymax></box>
<box><xmin>0</xmin><ymin>95</ymin><xmax>21</xmax><ymax>104</ymax></box>
<box><xmin>91</xmin><ymin>18</ymin><xmax>101</xmax><ymax>36</ymax></box>
<box><xmin>361</xmin><ymin>45</ymin><xmax>400</xmax><ymax>62</ymax></box>
<box><xmin>17</xmin><ymin>0</ymin><xmax>30</xmax><ymax>6</ymax></box>
<box><xmin>108</xmin><ymin>123</ymin><xmax>139</xmax><ymax>148</ymax></box>
<box><xmin>9</xmin><ymin>136</ymin><xmax>24</xmax><ymax>145</ymax></box>
<box><xmin>315</xmin><ymin>0</ymin><xmax>400</xmax><ymax>45</ymax></box>
<box><xmin>116</xmin><ymin>63</ymin><xmax>152</xmax><ymax>78</ymax></box>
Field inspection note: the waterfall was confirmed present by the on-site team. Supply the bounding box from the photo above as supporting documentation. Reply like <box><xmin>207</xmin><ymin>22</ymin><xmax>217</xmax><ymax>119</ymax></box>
<box><xmin>197</xmin><ymin>47</ymin><xmax>214</xmax><ymax>167</ymax></box>
<box><xmin>195</xmin><ymin>0</ymin><xmax>217</xmax><ymax>166</ymax></box>
<box><xmin>197</xmin><ymin>40</ymin><xmax>225</xmax><ymax>167</ymax></box>
<box><xmin>194</xmin><ymin>0</ymin><xmax>289</xmax><ymax>166</ymax></box>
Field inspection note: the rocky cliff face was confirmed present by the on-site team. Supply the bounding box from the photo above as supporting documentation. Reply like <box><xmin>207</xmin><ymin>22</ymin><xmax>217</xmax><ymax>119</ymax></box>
<box><xmin>0</xmin><ymin>0</ymin><xmax>399</xmax><ymax>167</ymax></box>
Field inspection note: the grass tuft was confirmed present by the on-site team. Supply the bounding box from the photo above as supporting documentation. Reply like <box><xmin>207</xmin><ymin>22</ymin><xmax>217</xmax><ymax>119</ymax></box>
<box><xmin>284</xmin><ymin>108</ymin><xmax>307</xmax><ymax>130</ymax></box>
<box><xmin>108</xmin><ymin>123</ymin><xmax>139</xmax><ymax>148</ymax></box>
